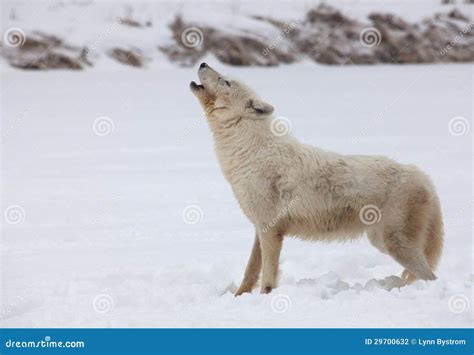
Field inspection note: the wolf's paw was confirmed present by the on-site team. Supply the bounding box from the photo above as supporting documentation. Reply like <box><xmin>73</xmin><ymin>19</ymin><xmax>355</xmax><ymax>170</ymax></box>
<box><xmin>235</xmin><ymin>285</ymin><xmax>252</xmax><ymax>297</ymax></box>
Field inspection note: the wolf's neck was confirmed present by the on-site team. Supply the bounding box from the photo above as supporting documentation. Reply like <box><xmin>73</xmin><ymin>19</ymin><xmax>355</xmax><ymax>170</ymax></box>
<box><xmin>209</xmin><ymin>117</ymin><xmax>293</xmax><ymax>180</ymax></box>
<box><xmin>211</xmin><ymin>117</ymin><xmax>274</xmax><ymax>156</ymax></box>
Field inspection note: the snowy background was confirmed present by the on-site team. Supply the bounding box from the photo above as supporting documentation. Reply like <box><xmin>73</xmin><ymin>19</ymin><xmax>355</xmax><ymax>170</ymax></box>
<box><xmin>1</xmin><ymin>0</ymin><xmax>473</xmax><ymax>328</ymax></box>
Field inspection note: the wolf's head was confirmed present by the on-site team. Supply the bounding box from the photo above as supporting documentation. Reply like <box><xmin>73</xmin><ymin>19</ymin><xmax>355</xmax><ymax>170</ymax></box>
<box><xmin>190</xmin><ymin>63</ymin><xmax>274</xmax><ymax>123</ymax></box>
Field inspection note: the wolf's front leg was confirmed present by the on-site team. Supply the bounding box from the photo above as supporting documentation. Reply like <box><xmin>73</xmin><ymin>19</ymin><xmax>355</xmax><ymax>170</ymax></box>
<box><xmin>259</xmin><ymin>229</ymin><xmax>283</xmax><ymax>294</ymax></box>
<box><xmin>235</xmin><ymin>232</ymin><xmax>262</xmax><ymax>296</ymax></box>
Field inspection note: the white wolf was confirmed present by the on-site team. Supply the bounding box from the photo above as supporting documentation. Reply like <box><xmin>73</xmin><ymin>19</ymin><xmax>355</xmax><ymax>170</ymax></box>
<box><xmin>190</xmin><ymin>63</ymin><xmax>443</xmax><ymax>295</ymax></box>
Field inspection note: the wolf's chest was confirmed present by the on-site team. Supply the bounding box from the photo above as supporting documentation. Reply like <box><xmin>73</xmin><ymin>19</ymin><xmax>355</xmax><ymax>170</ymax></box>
<box><xmin>224</xmin><ymin>168</ymin><xmax>280</xmax><ymax>223</ymax></box>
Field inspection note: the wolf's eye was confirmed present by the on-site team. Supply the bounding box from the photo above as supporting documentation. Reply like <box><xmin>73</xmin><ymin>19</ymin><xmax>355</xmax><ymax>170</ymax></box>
<box><xmin>218</xmin><ymin>77</ymin><xmax>232</xmax><ymax>88</ymax></box>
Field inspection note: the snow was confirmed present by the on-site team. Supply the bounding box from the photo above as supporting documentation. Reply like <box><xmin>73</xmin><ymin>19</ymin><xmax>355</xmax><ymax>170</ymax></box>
<box><xmin>2</xmin><ymin>0</ymin><xmax>472</xmax><ymax>70</ymax></box>
<box><xmin>1</xmin><ymin>60</ymin><xmax>472</xmax><ymax>327</ymax></box>
<box><xmin>1</xmin><ymin>0</ymin><xmax>473</xmax><ymax>329</ymax></box>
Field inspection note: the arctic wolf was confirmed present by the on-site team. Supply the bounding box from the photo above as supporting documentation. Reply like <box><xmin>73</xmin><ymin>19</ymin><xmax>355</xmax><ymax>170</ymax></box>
<box><xmin>190</xmin><ymin>63</ymin><xmax>443</xmax><ymax>295</ymax></box>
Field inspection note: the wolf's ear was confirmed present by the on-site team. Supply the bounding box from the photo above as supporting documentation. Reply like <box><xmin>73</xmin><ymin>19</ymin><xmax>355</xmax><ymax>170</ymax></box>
<box><xmin>247</xmin><ymin>99</ymin><xmax>274</xmax><ymax>117</ymax></box>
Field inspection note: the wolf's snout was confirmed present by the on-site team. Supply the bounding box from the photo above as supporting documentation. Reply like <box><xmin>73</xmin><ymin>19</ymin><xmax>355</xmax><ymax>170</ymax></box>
<box><xmin>190</xmin><ymin>81</ymin><xmax>204</xmax><ymax>91</ymax></box>
<box><xmin>197</xmin><ymin>63</ymin><xmax>220</xmax><ymax>94</ymax></box>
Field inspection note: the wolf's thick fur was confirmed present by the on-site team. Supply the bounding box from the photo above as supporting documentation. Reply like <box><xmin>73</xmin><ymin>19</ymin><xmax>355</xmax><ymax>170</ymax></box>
<box><xmin>190</xmin><ymin>63</ymin><xmax>443</xmax><ymax>295</ymax></box>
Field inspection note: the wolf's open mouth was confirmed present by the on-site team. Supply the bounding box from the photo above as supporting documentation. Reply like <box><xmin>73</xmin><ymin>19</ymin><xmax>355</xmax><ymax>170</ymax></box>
<box><xmin>190</xmin><ymin>81</ymin><xmax>204</xmax><ymax>90</ymax></box>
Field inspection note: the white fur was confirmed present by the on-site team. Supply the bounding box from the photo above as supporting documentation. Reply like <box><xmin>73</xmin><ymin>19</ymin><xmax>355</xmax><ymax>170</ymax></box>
<box><xmin>190</xmin><ymin>63</ymin><xmax>444</xmax><ymax>295</ymax></box>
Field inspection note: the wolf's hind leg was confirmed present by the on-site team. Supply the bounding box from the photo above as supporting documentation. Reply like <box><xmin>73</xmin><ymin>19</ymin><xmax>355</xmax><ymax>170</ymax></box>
<box><xmin>385</xmin><ymin>231</ymin><xmax>437</xmax><ymax>281</ymax></box>
<box><xmin>401</xmin><ymin>207</ymin><xmax>443</xmax><ymax>285</ymax></box>
<box><xmin>401</xmin><ymin>269</ymin><xmax>418</xmax><ymax>284</ymax></box>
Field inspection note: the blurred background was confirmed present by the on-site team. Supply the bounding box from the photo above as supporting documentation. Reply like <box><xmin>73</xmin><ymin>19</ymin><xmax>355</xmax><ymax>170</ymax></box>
<box><xmin>1</xmin><ymin>0</ymin><xmax>473</xmax><ymax>69</ymax></box>
<box><xmin>1</xmin><ymin>0</ymin><xmax>472</xmax><ymax>328</ymax></box>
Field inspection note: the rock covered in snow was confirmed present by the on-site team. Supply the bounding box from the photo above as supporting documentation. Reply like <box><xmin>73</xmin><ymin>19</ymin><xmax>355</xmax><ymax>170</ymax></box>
<box><xmin>162</xmin><ymin>3</ymin><xmax>474</xmax><ymax>66</ymax></box>
<box><xmin>1</xmin><ymin>4</ymin><xmax>473</xmax><ymax>70</ymax></box>
<box><xmin>1</xmin><ymin>31</ymin><xmax>89</xmax><ymax>70</ymax></box>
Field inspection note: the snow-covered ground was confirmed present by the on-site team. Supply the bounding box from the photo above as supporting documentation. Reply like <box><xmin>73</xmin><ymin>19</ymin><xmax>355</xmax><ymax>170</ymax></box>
<box><xmin>1</xmin><ymin>59</ymin><xmax>472</xmax><ymax>327</ymax></box>
<box><xmin>1</xmin><ymin>0</ymin><xmax>472</xmax><ymax>69</ymax></box>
